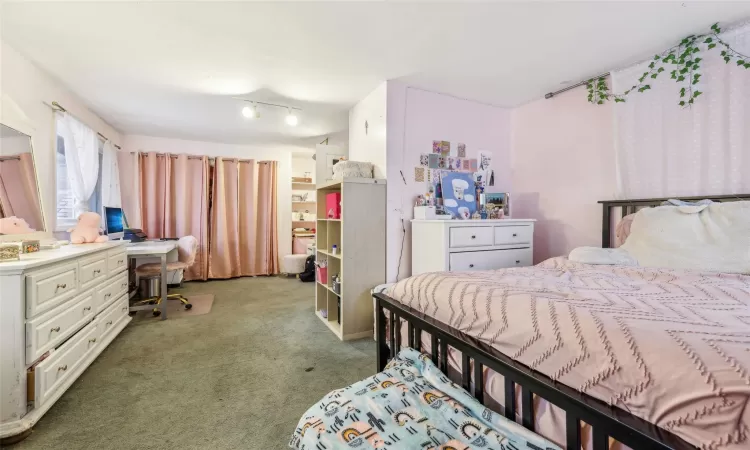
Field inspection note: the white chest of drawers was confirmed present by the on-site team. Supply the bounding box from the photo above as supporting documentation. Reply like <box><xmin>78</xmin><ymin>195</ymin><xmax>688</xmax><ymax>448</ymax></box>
<box><xmin>411</xmin><ymin>219</ymin><xmax>535</xmax><ymax>275</ymax></box>
<box><xmin>0</xmin><ymin>242</ymin><xmax>131</xmax><ymax>441</ymax></box>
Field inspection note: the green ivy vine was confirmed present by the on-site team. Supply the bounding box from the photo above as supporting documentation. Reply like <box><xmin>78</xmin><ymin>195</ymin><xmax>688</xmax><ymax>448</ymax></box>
<box><xmin>587</xmin><ymin>23</ymin><xmax>750</xmax><ymax>107</ymax></box>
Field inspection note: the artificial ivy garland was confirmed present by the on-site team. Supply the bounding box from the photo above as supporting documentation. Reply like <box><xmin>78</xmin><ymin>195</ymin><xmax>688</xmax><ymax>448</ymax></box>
<box><xmin>587</xmin><ymin>23</ymin><xmax>750</xmax><ymax>106</ymax></box>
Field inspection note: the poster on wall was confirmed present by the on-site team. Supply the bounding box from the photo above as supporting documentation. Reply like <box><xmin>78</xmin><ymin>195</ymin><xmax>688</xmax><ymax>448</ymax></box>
<box><xmin>457</xmin><ymin>143</ymin><xmax>466</xmax><ymax>158</ymax></box>
<box><xmin>441</xmin><ymin>172</ymin><xmax>476</xmax><ymax>219</ymax></box>
<box><xmin>479</xmin><ymin>151</ymin><xmax>492</xmax><ymax>170</ymax></box>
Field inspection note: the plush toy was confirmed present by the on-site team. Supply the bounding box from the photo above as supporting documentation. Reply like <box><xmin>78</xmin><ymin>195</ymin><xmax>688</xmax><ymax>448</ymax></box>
<box><xmin>0</xmin><ymin>216</ymin><xmax>35</xmax><ymax>235</ymax></box>
<box><xmin>68</xmin><ymin>212</ymin><xmax>109</xmax><ymax>244</ymax></box>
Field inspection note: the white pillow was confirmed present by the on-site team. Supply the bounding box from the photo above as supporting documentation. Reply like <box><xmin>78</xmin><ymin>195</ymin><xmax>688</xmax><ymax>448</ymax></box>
<box><xmin>620</xmin><ymin>201</ymin><xmax>750</xmax><ymax>273</ymax></box>
<box><xmin>569</xmin><ymin>247</ymin><xmax>638</xmax><ymax>266</ymax></box>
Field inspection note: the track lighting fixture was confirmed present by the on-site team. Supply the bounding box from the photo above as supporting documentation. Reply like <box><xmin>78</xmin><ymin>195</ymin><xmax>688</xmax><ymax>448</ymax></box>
<box><xmin>234</xmin><ymin>98</ymin><xmax>301</xmax><ymax>126</ymax></box>
<box><xmin>285</xmin><ymin>109</ymin><xmax>299</xmax><ymax>127</ymax></box>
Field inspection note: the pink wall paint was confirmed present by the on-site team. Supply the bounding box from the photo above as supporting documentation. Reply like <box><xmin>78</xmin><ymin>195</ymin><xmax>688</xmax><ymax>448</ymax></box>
<box><xmin>510</xmin><ymin>89</ymin><xmax>616</xmax><ymax>263</ymax></box>
<box><xmin>386</xmin><ymin>81</ymin><xmax>512</xmax><ymax>282</ymax></box>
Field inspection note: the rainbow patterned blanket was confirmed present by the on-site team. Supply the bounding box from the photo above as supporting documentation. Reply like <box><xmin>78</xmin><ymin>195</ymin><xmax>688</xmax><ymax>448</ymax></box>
<box><xmin>289</xmin><ymin>348</ymin><xmax>559</xmax><ymax>450</ymax></box>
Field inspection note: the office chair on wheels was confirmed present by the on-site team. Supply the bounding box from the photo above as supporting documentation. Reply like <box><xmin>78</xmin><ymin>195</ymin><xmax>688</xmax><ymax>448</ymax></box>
<box><xmin>133</xmin><ymin>235</ymin><xmax>198</xmax><ymax>316</ymax></box>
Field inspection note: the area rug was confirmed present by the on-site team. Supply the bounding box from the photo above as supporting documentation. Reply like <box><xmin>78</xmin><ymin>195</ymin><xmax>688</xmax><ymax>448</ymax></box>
<box><xmin>133</xmin><ymin>293</ymin><xmax>214</xmax><ymax>321</ymax></box>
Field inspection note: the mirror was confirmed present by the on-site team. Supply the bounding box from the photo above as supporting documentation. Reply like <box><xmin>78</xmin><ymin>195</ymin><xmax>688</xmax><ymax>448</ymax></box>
<box><xmin>0</xmin><ymin>123</ymin><xmax>45</xmax><ymax>233</ymax></box>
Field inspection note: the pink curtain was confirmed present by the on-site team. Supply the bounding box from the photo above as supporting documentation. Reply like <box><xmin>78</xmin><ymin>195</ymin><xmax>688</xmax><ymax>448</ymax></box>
<box><xmin>0</xmin><ymin>153</ymin><xmax>44</xmax><ymax>231</ymax></box>
<box><xmin>208</xmin><ymin>158</ymin><xmax>278</xmax><ymax>278</ymax></box>
<box><xmin>139</xmin><ymin>153</ymin><xmax>210</xmax><ymax>280</ymax></box>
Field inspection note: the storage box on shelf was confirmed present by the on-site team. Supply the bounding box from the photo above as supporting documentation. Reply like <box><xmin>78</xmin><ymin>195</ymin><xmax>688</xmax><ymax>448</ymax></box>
<box><xmin>314</xmin><ymin>178</ymin><xmax>386</xmax><ymax>341</ymax></box>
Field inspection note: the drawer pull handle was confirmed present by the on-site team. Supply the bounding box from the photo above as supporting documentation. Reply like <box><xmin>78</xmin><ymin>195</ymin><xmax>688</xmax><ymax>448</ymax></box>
<box><xmin>122</xmin><ymin>307</ymin><xmax>128</xmax><ymax>311</ymax></box>
<box><xmin>93</xmin><ymin>269</ymin><xmax>101</xmax><ymax>275</ymax></box>
<box><xmin>118</xmin><ymin>259</ymin><xmax>124</xmax><ymax>264</ymax></box>
<box><xmin>56</xmin><ymin>283</ymin><xmax>67</xmax><ymax>291</ymax></box>
<box><xmin>89</xmin><ymin>338</ymin><xmax>97</xmax><ymax>344</ymax></box>
<box><xmin>469</xmin><ymin>264</ymin><xmax>474</xmax><ymax>268</ymax></box>
<box><xmin>50</xmin><ymin>326</ymin><xmax>61</xmax><ymax>332</ymax></box>
<box><xmin>515</xmin><ymin>260</ymin><xmax>521</xmax><ymax>264</ymax></box>
<box><xmin>512</xmin><ymin>233</ymin><xmax>517</xmax><ymax>237</ymax></box>
<box><xmin>121</xmin><ymin>283</ymin><xmax>127</xmax><ymax>289</ymax></box>
<box><xmin>83</xmin><ymin>306</ymin><xmax>92</xmax><ymax>311</ymax></box>
<box><xmin>105</xmin><ymin>293</ymin><xmax>112</xmax><ymax>299</ymax></box>
<box><xmin>106</xmin><ymin>320</ymin><xmax>113</xmax><ymax>326</ymax></box>
<box><xmin>471</xmin><ymin>235</ymin><xmax>476</xmax><ymax>239</ymax></box>
<box><xmin>58</xmin><ymin>364</ymin><xmax>68</xmax><ymax>372</ymax></box>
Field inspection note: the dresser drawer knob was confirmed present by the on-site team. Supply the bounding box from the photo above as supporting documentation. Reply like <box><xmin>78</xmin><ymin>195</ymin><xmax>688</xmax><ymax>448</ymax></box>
<box><xmin>83</xmin><ymin>306</ymin><xmax>92</xmax><ymax>311</ymax></box>
<box><xmin>469</xmin><ymin>264</ymin><xmax>474</xmax><ymax>268</ymax></box>
<box><xmin>105</xmin><ymin>293</ymin><xmax>112</xmax><ymax>299</ymax></box>
<box><xmin>117</xmin><ymin>259</ymin><xmax>124</xmax><ymax>264</ymax></box>
<box><xmin>515</xmin><ymin>260</ymin><xmax>521</xmax><ymax>264</ymax></box>
<box><xmin>50</xmin><ymin>326</ymin><xmax>61</xmax><ymax>332</ymax></box>
<box><xmin>58</xmin><ymin>364</ymin><xmax>68</xmax><ymax>371</ymax></box>
<box><xmin>512</xmin><ymin>233</ymin><xmax>517</xmax><ymax>237</ymax></box>
<box><xmin>89</xmin><ymin>338</ymin><xmax>97</xmax><ymax>344</ymax></box>
<box><xmin>93</xmin><ymin>269</ymin><xmax>101</xmax><ymax>275</ymax></box>
<box><xmin>471</xmin><ymin>235</ymin><xmax>476</xmax><ymax>239</ymax></box>
<box><xmin>106</xmin><ymin>320</ymin><xmax>113</xmax><ymax>326</ymax></box>
<box><xmin>56</xmin><ymin>283</ymin><xmax>67</xmax><ymax>291</ymax></box>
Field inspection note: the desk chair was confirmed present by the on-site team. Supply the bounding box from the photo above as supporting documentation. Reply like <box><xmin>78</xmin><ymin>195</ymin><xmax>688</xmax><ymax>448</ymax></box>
<box><xmin>134</xmin><ymin>235</ymin><xmax>198</xmax><ymax>316</ymax></box>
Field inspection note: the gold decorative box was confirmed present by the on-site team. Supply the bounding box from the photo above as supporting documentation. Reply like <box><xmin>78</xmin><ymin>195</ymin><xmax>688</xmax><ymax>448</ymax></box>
<box><xmin>21</xmin><ymin>240</ymin><xmax>40</xmax><ymax>254</ymax></box>
<box><xmin>0</xmin><ymin>243</ymin><xmax>21</xmax><ymax>262</ymax></box>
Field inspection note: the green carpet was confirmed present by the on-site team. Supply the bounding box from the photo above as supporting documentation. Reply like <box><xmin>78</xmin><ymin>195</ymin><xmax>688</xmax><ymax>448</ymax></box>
<box><xmin>11</xmin><ymin>277</ymin><xmax>375</xmax><ymax>449</ymax></box>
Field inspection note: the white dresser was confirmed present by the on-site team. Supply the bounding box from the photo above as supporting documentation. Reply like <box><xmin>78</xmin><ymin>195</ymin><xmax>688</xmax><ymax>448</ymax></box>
<box><xmin>0</xmin><ymin>241</ymin><xmax>131</xmax><ymax>441</ymax></box>
<box><xmin>411</xmin><ymin>219</ymin><xmax>535</xmax><ymax>275</ymax></box>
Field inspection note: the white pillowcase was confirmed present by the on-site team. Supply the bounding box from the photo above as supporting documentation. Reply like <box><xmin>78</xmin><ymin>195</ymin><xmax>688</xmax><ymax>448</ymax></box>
<box><xmin>569</xmin><ymin>247</ymin><xmax>638</xmax><ymax>266</ymax></box>
<box><xmin>620</xmin><ymin>201</ymin><xmax>750</xmax><ymax>274</ymax></box>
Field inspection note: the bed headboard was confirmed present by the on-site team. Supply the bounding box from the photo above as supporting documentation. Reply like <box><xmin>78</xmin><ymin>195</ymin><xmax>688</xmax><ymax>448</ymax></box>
<box><xmin>599</xmin><ymin>194</ymin><xmax>750</xmax><ymax>248</ymax></box>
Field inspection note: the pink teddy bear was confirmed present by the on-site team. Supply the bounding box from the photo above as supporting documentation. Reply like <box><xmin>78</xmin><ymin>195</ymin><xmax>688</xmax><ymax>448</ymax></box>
<box><xmin>68</xmin><ymin>212</ymin><xmax>109</xmax><ymax>244</ymax></box>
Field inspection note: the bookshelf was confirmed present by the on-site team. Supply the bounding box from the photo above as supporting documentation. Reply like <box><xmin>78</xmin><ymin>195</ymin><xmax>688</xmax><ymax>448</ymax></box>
<box><xmin>314</xmin><ymin>178</ymin><xmax>386</xmax><ymax>340</ymax></box>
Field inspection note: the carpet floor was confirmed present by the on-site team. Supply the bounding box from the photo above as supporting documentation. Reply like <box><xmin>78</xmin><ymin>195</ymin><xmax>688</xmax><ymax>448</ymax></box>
<box><xmin>10</xmin><ymin>277</ymin><xmax>375</xmax><ymax>450</ymax></box>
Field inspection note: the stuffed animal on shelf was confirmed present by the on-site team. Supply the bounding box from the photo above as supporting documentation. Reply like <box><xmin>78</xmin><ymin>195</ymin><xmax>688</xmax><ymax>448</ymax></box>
<box><xmin>68</xmin><ymin>212</ymin><xmax>109</xmax><ymax>244</ymax></box>
<box><xmin>0</xmin><ymin>216</ymin><xmax>35</xmax><ymax>235</ymax></box>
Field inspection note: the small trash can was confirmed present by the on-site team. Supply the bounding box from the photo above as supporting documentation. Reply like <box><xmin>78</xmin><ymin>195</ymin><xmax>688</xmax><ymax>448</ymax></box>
<box><xmin>139</xmin><ymin>275</ymin><xmax>161</xmax><ymax>298</ymax></box>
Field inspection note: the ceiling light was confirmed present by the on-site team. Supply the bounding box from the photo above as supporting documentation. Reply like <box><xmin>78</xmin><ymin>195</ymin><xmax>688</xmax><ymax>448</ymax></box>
<box><xmin>285</xmin><ymin>109</ymin><xmax>299</xmax><ymax>127</ymax></box>
<box><xmin>242</xmin><ymin>104</ymin><xmax>259</xmax><ymax>119</ymax></box>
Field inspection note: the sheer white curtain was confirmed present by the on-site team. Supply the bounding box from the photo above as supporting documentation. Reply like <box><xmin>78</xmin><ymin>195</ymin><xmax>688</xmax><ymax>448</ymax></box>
<box><xmin>101</xmin><ymin>139</ymin><xmax>121</xmax><ymax>207</ymax></box>
<box><xmin>612</xmin><ymin>22</ymin><xmax>750</xmax><ymax>199</ymax></box>
<box><xmin>56</xmin><ymin>112</ymin><xmax>100</xmax><ymax>216</ymax></box>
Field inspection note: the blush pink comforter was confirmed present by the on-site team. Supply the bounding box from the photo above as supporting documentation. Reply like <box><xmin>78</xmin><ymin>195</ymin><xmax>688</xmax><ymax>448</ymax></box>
<box><xmin>385</xmin><ymin>257</ymin><xmax>750</xmax><ymax>450</ymax></box>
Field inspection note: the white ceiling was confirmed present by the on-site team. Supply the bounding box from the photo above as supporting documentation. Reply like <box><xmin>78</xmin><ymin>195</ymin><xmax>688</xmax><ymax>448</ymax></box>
<box><xmin>3</xmin><ymin>2</ymin><xmax>750</xmax><ymax>144</ymax></box>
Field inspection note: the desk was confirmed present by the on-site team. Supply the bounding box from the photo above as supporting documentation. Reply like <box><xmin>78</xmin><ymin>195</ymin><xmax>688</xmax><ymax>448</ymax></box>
<box><xmin>126</xmin><ymin>241</ymin><xmax>178</xmax><ymax>320</ymax></box>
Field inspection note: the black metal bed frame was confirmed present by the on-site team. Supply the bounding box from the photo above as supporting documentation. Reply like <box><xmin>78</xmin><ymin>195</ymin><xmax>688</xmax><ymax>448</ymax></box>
<box><xmin>373</xmin><ymin>194</ymin><xmax>750</xmax><ymax>450</ymax></box>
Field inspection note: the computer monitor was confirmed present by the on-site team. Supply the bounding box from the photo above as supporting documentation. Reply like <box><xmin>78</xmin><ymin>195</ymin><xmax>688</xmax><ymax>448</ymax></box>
<box><xmin>103</xmin><ymin>206</ymin><xmax>125</xmax><ymax>240</ymax></box>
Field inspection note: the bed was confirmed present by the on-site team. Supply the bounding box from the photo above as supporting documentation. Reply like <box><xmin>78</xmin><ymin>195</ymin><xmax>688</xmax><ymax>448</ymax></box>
<box><xmin>373</xmin><ymin>195</ymin><xmax>750</xmax><ymax>450</ymax></box>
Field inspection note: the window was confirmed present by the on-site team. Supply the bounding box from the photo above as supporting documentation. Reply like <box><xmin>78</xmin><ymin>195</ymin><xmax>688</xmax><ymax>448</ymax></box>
<box><xmin>55</xmin><ymin>124</ymin><xmax>103</xmax><ymax>231</ymax></box>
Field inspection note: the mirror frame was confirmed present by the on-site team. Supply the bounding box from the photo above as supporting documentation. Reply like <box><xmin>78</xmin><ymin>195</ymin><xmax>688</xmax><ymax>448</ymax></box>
<box><xmin>0</xmin><ymin>93</ymin><xmax>52</xmax><ymax>243</ymax></box>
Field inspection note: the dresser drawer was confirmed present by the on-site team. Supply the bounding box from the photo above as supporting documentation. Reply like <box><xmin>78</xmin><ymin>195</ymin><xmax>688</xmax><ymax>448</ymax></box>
<box><xmin>96</xmin><ymin>271</ymin><xmax>129</xmax><ymax>313</ymax></box>
<box><xmin>107</xmin><ymin>248</ymin><xmax>127</xmax><ymax>276</ymax></box>
<box><xmin>449</xmin><ymin>226</ymin><xmax>493</xmax><ymax>248</ymax></box>
<box><xmin>449</xmin><ymin>248</ymin><xmax>532</xmax><ymax>271</ymax></box>
<box><xmin>33</xmin><ymin>320</ymin><xmax>100</xmax><ymax>407</ymax></box>
<box><xmin>494</xmin><ymin>225</ymin><xmax>533</xmax><ymax>245</ymax></box>
<box><xmin>26</xmin><ymin>262</ymin><xmax>79</xmax><ymax>317</ymax></box>
<box><xmin>79</xmin><ymin>254</ymin><xmax>108</xmax><ymax>290</ymax></box>
<box><xmin>26</xmin><ymin>289</ymin><xmax>95</xmax><ymax>364</ymax></box>
<box><xmin>98</xmin><ymin>295</ymin><xmax>129</xmax><ymax>342</ymax></box>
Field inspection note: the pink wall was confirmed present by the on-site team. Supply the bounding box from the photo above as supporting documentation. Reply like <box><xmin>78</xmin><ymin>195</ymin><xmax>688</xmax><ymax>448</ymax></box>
<box><xmin>386</xmin><ymin>82</ymin><xmax>512</xmax><ymax>281</ymax></box>
<box><xmin>510</xmin><ymin>89</ymin><xmax>616</xmax><ymax>263</ymax></box>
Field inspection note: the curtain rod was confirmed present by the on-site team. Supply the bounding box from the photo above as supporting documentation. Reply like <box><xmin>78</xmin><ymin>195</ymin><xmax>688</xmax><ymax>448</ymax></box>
<box><xmin>44</xmin><ymin>101</ymin><xmax>122</xmax><ymax>149</ymax></box>
<box><xmin>545</xmin><ymin>72</ymin><xmax>610</xmax><ymax>99</ymax></box>
<box><xmin>129</xmin><ymin>151</ymin><xmax>271</xmax><ymax>164</ymax></box>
